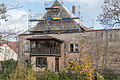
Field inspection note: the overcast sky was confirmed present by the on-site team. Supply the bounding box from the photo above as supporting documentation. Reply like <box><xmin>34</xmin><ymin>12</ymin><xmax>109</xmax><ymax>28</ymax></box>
<box><xmin>0</xmin><ymin>0</ymin><xmax>104</xmax><ymax>33</ymax></box>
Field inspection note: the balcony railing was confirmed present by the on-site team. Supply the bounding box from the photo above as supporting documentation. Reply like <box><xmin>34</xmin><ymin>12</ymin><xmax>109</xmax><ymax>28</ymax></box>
<box><xmin>31</xmin><ymin>48</ymin><xmax>61</xmax><ymax>56</ymax></box>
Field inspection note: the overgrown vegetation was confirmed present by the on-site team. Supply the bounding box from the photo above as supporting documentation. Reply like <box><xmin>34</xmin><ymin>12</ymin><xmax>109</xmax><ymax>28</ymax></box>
<box><xmin>0</xmin><ymin>59</ymin><xmax>120</xmax><ymax>80</ymax></box>
<box><xmin>0</xmin><ymin>59</ymin><xmax>17</xmax><ymax>80</ymax></box>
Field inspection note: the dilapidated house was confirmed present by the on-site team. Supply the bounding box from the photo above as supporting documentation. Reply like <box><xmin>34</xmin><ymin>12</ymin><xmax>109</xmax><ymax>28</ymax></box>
<box><xmin>19</xmin><ymin>0</ymin><xmax>120</xmax><ymax>73</ymax></box>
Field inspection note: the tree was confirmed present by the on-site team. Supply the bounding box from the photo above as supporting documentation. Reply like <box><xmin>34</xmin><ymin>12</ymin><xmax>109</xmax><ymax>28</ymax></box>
<box><xmin>0</xmin><ymin>27</ymin><xmax>22</xmax><ymax>61</ymax></box>
<box><xmin>98</xmin><ymin>0</ymin><xmax>120</xmax><ymax>28</ymax></box>
<box><xmin>0</xmin><ymin>26</ymin><xmax>23</xmax><ymax>41</ymax></box>
<box><xmin>67</xmin><ymin>41</ymin><xmax>95</xmax><ymax>80</ymax></box>
<box><xmin>0</xmin><ymin>2</ymin><xmax>22</xmax><ymax>20</ymax></box>
<box><xmin>0</xmin><ymin>3</ymin><xmax>7</xmax><ymax>19</ymax></box>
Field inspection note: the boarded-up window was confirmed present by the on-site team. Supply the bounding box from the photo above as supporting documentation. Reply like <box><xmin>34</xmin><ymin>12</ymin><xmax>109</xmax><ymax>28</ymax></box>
<box><xmin>36</xmin><ymin>57</ymin><xmax>47</xmax><ymax>67</ymax></box>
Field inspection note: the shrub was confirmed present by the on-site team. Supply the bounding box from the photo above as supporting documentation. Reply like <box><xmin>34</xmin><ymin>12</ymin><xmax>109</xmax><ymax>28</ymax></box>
<box><xmin>59</xmin><ymin>69</ymin><xmax>70</xmax><ymax>80</ymax></box>
<box><xmin>44</xmin><ymin>63</ymin><xmax>59</xmax><ymax>80</ymax></box>
<box><xmin>8</xmin><ymin>61</ymin><xmax>36</xmax><ymax>80</ymax></box>
<box><xmin>104</xmin><ymin>73</ymin><xmax>120</xmax><ymax>80</ymax></box>
<box><xmin>0</xmin><ymin>59</ymin><xmax>17</xmax><ymax>80</ymax></box>
<box><xmin>36</xmin><ymin>72</ymin><xmax>44</xmax><ymax>80</ymax></box>
<box><xmin>67</xmin><ymin>54</ymin><xmax>95</xmax><ymax>80</ymax></box>
<box><xmin>96</xmin><ymin>72</ymin><xmax>104</xmax><ymax>80</ymax></box>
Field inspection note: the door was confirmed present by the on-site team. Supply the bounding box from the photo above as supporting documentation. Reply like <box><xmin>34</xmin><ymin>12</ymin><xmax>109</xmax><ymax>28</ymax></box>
<box><xmin>55</xmin><ymin>58</ymin><xmax>59</xmax><ymax>72</ymax></box>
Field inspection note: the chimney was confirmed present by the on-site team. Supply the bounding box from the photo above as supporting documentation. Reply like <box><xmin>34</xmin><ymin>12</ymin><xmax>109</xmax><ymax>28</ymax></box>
<box><xmin>72</xmin><ymin>6</ymin><xmax>75</xmax><ymax>15</ymax></box>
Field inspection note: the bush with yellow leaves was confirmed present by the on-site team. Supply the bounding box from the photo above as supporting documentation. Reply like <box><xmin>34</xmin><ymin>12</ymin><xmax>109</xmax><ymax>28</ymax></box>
<box><xmin>67</xmin><ymin>41</ymin><xmax>95</xmax><ymax>80</ymax></box>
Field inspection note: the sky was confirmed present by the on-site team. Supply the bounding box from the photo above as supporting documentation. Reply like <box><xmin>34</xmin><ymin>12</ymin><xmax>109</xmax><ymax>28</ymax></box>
<box><xmin>0</xmin><ymin>0</ymin><xmax>105</xmax><ymax>33</ymax></box>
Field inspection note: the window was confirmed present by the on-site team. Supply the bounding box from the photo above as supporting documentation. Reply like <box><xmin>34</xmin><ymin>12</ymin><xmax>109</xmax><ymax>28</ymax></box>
<box><xmin>75</xmin><ymin>44</ymin><xmax>79</xmax><ymax>52</ymax></box>
<box><xmin>70</xmin><ymin>44</ymin><xmax>74</xmax><ymax>52</ymax></box>
<box><xmin>69</xmin><ymin>43</ymin><xmax>79</xmax><ymax>53</ymax></box>
<box><xmin>36</xmin><ymin>57</ymin><xmax>47</xmax><ymax>67</ymax></box>
<box><xmin>25</xmin><ymin>43</ymin><xmax>30</xmax><ymax>52</ymax></box>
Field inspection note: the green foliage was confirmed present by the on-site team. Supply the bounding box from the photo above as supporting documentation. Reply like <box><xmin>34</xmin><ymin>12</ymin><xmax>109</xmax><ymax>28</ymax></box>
<box><xmin>36</xmin><ymin>72</ymin><xmax>44</xmax><ymax>80</ymax></box>
<box><xmin>59</xmin><ymin>69</ymin><xmax>70</xmax><ymax>80</ymax></box>
<box><xmin>96</xmin><ymin>72</ymin><xmax>104</xmax><ymax>80</ymax></box>
<box><xmin>47</xmin><ymin>72</ymin><xmax>59</xmax><ymax>80</ymax></box>
<box><xmin>1</xmin><ymin>59</ymin><xmax>17</xmax><ymax>70</ymax></box>
<box><xmin>104</xmin><ymin>73</ymin><xmax>120</xmax><ymax>80</ymax></box>
<box><xmin>8</xmin><ymin>61</ymin><xmax>36</xmax><ymax>80</ymax></box>
<box><xmin>117</xmin><ymin>76</ymin><xmax>120</xmax><ymax>80</ymax></box>
<box><xmin>1</xmin><ymin>60</ymin><xmax>120</xmax><ymax>80</ymax></box>
<box><xmin>44</xmin><ymin>62</ymin><xmax>59</xmax><ymax>80</ymax></box>
<box><xmin>0</xmin><ymin>59</ymin><xmax>17</xmax><ymax>80</ymax></box>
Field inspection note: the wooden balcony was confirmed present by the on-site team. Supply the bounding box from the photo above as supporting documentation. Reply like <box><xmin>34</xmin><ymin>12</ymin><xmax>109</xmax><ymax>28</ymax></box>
<box><xmin>27</xmin><ymin>35</ymin><xmax>63</xmax><ymax>57</ymax></box>
<box><xmin>31</xmin><ymin>48</ymin><xmax>61</xmax><ymax>57</ymax></box>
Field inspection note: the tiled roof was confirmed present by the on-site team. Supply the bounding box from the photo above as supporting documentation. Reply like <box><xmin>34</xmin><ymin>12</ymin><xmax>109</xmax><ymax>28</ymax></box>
<box><xmin>0</xmin><ymin>40</ymin><xmax>18</xmax><ymax>53</ymax></box>
<box><xmin>29</xmin><ymin>0</ymin><xmax>87</xmax><ymax>32</ymax></box>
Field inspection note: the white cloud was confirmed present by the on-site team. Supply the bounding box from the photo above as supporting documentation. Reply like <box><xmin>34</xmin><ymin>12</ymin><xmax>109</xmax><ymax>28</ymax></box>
<box><xmin>0</xmin><ymin>9</ymin><xmax>28</xmax><ymax>33</ymax></box>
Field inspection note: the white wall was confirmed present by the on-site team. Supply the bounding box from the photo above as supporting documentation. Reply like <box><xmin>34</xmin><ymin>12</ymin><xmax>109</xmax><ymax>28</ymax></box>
<box><xmin>0</xmin><ymin>44</ymin><xmax>18</xmax><ymax>61</ymax></box>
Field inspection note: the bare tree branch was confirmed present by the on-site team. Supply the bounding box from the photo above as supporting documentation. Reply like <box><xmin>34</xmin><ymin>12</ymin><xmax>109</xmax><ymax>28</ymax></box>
<box><xmin>0</xmin><ymin>2</ymin><xmax>23</xmax><ymax>20</ymax></box>
<box><xmin>98</xmin><ymin>0</ymin><xmax>120</xmax><ymax>28</ymax></box>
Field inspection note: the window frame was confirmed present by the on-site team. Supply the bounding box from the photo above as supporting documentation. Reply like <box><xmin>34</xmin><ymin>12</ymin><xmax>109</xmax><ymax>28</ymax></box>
<box><xmin>25</xmin><ymin>43</ymin><xmax>30</xmax><ymax>52</ymax></box>
<box><xmin>70</xmin><ymin>44</ymin><xmax>74</xmax><ymax>52</ymax></box>
<box><xmin>75</xmin><ymin>43</ymin><xmax>79</xmax><ymax>52</ymax></box>
<box><xmin>69</xmin><ymin>43</ymin><xmax>79</xmax><ymax>53</ymax></box>
<box><xmin>36</xmin><ymin>57</ymin><xmax>47</xmax><ymax>67</ymax></box>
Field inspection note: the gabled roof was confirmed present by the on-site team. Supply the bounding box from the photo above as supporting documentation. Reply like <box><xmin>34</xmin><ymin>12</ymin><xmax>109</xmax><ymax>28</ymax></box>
<box><xmin>29</xmin><ymin>0</ymin><xmax>88</xmax><ymax>32</ymax></box>
<box><xmin>0</xmin><ymin>40</ymin><xmax>18</xmax><ymax>53</ymax></box>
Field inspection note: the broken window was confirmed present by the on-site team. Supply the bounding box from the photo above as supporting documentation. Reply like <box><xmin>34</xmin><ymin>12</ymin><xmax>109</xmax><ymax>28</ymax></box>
<box><xmin>70</xmin><ymin>44</ymin><xmax>74</xmax><ymax>52</ymax></box>
<box><xmin>25</xmin><ymin>43</ymin><xmax>30</xmax><ymax>52</ymax></box>
<box><xmin>69</xmin><ymin>43</ymin><xmax>79</xmax><ymax>53</ymax></box>
<box><xmin>36</xmin><ymin>57</ymin><xmax>47</xmax><ymax>67</ymax></box>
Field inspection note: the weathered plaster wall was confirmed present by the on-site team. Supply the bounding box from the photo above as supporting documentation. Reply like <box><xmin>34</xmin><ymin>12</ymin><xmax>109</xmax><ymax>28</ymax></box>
<box><xmin>19</xmin><ymin>29</ymin><xmax>120</xmax><ymax>73</ymax></box>
<box><xmin>31</xmin><ymin>56</ymin><xmax>55</xmax><ymax>72</ymax></box>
